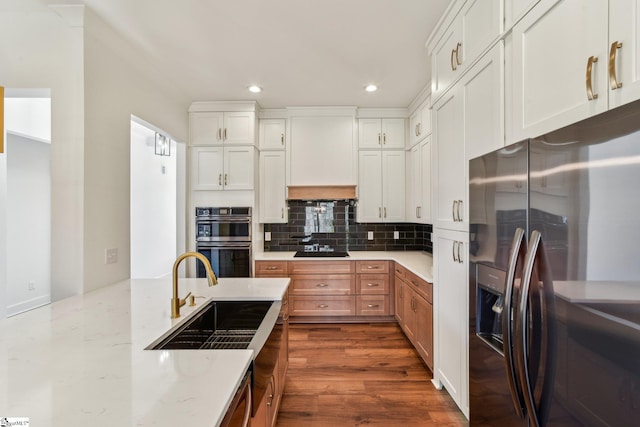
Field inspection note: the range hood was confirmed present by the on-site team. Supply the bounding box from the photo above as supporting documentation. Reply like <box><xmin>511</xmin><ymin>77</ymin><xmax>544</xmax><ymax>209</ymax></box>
<box><xmin>287</xmin><ymin>185</ymin><xmax>356</xmax><ymax>201</ymax></box>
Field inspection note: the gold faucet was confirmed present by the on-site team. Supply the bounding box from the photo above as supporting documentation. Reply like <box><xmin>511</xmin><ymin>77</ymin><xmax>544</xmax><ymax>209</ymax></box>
<box><xmin>171</xmin><ymin>252</ymin><xmax>218</xmax><ymax>318</ymax></box>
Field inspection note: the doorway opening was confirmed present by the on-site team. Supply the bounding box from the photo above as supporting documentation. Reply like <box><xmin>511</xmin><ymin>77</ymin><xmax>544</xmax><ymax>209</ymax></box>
<box><xmin>129</xmin><ymin>116</ymin><xmax>186</xmax><ymax>279</ymax></box>
<box><xmin>3</xmin><ymin>89</ymin><xmax>52</xmax><ymax>316</ymax></box>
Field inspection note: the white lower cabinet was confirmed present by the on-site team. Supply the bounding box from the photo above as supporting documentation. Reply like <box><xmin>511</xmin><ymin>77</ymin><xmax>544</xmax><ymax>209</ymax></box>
<box><xmin>190</xmin><ymin>146</ymin><xmax>254</xmax><ymax>191</ymax></box>
<box><xmin>357</xmin><ymin>150</ymin><xmax>405</xmax><ymax>222</ymax></box>
<box><xmin>259</xmin><ymin>151</ymin><xmax>286</xmax><ymax>223</ymax></box>
<box><xmin>433</xmin><ymin>228</ymin><xmax>469</xmax><ymax>417</ymax></box>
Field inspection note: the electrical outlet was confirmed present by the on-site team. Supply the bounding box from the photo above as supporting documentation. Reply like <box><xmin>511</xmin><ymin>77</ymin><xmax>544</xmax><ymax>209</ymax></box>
<box><xmin>367</xmin><ymin>231</ymin><xmax>374</xmax><ymax>240</ymax></box>
<box><xmin>28</xmin><ymin>281</ymin><xmax>35</xmax><ymax>291</ymax></box>
<box><xmin>105</xmin><ymin>248</ymin><xmax>118</xmax><ymax>264</ymax></box>
<box><xmin>265</xmin><ymin>231</ymin><xmax>272</xmax><ymax>242</ymax></box>
<box><xmin>393</xmin><ymin>231</ymin><xmax>399</xmax><ymax>240</ymax></box>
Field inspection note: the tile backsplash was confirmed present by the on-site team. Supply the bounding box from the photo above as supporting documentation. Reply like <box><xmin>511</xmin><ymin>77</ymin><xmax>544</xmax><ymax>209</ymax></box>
<box><xmin>264</xmin><ymin>200</ymin><xmax>433</xmax><ymax>253</ymax></box>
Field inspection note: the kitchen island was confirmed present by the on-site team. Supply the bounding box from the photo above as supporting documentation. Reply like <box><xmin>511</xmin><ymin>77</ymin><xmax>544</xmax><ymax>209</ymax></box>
<box><xmin>0</xmin><ymin>277</ymin><xmax>289</xmax><ymax>426</ymax></box>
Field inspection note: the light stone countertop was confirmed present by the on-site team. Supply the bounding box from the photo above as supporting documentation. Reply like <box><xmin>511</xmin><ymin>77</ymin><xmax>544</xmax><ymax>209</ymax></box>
<box><xmin>0</xmin><ymin>277</ymin><xmax>290</xmax><ymax>427</ymax></box>
<box><xmin>255</xmin><ymin>250</ymin><xmax>434</xmax><ymax>283</ymax></box>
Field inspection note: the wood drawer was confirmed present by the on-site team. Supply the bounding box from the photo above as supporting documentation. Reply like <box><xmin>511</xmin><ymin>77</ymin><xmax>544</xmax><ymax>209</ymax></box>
<box><xmin>288</xmin><ymin>260</ymin><xmax>354</xmax><ymax>275</ymax></box>
<box><xmin>355</xmin><ymin>260</ymin><xmax>390</xmax><ymax>274</ymax></box>
<box><xmin>393</xmin><ymin>262</ymin><xmax>407</xmax><ymax>280</ymax></box>
<box><xmin>356</xmin><ymin>295</ymin><xmax>390</xmax><ymax>316</ymax></box>
<box><xmin>290</xmin><ymin>274</ymin><xmax>355</xmax><ymax>296</ymax></box>
<box><xmin>290</xmin><ymin>295</ymin><xmax>355</xmax><ymax>316</ymax></box>
<box><xmin>255</xmin><ymin>260</ymin><xmax>288</xmax><ymax>276</ymax></box>
<box><xmin>405</xmin><ymin>271</ymin><xmax>432</xmax><ymax>303</ymax></box>
<box><xmin>357</xmin><ymin>274</ymin><xmax>390</xmax><ymax>295</ymax></box>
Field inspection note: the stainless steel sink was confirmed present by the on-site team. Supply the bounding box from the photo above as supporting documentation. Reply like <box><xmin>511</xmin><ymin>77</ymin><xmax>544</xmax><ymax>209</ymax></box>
<box><xmin>148</xmin><ymin>300</ymin><xmax>274</xmax><ymax>350</ymax></box>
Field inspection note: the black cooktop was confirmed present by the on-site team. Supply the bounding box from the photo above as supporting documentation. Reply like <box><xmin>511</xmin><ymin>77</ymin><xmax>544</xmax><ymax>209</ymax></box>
<box><xmin>294</xmin><ymin>251</ymin><xmax>349</xmax><ymax>258</ymax></box>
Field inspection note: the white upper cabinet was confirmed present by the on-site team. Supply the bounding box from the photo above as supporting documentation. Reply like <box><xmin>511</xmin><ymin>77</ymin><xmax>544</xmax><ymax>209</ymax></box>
<box><xmin>189</xmin><ymin>111</ymin><xmax>255</xmax><ymax>146</ymax></box>
<box><xmin>260</xmin><ymin>151</ymin><xmax>287</xmax><ymax>223</ymax></box>
<box><xmin>223</xmin><ymin>112</ymin><xmax>255</xmax><ymax>145</ymax></box>
<box><xmin>505</xmin><ymin>0</ymin><xmax>540</xmax><ymax>30</ymax></box>
<box><xmin>357</xmin><ymin>150</ymin><xmax>405</xmax><ymax>223</ymax></box>
<box><xmin>609</xmin><ymin>0</ymin><xmax>640</xmax><ymax>109</ymax></box>
<box><xmin>509</xmin><ymin>0</ymin><xmax>609</xmax><ymax>143</ymax></box>
<box><xmin>190</xmin><ymin>112</ymin><xmax>224</xmax><ymax>145</ymax></box>
<box><xmin>259</xmin><ymin>119</ymin><xmax>286</xmax><ymax>150</ymax></box>
<box><xmin>430</xmin><ymin>0</ymin><xmax>503</xmax><ymax>103</ymax></box>
<box><xmin>408</xmin><ymin>99</ymin><xmax>431</xmax><ymax>148</ymax></box>
<box><xmin>433</xmin><ymin>86</ymin><xmax>465</xmax><ymax>231</ymax></box>
<box><xmin>358</xmin><ymin>118</ymin><xmax>405</xmax><ymax>149</ymax></box>
<box><xmin>407</xmin><ymin>137</ymin><xmax>432</xmax><ymax>224</ymax></box>
<box><xmin>464</xmin><ymin>43</ymin><xmax>504</xmax><ymax>161</ymax></box>
<box><xmin>190</xmin><ymin>146</ymin><xmax>254</xmax><ymax>191</ymax></box>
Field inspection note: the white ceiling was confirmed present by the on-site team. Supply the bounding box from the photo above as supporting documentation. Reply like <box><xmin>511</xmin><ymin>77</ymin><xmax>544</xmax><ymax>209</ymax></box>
<box><xmin>60</xmin><ymin>0</ymin><xmax>451</xmax><ymax>109</ymax></box>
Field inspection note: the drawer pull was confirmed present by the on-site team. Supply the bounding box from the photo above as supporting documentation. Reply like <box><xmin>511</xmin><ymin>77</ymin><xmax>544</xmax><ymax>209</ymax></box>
<box><xmin>317</xmin><ymin>304</ymin><xmax>329</xmax><ymax>308</ymax></box>
<box><xmin>316</xmin><ymin>283</ymin><xmax>329</xmax><ymax>287</ymax></box>
<box><xmin>367</xmin><ymin>283</ymin><xmax>380</xmax><ymax>287</ymax></box>
<box><xmin>366</xmin><ymin>265</ymin><xmax>379</xmax><ymax>270</ymax></box>
<box><xmin>411</xmin><ymin>280</ymin><xmax>418</xmax><ymax>287</ymax></box>
<box><xmin>367</xmin><ymin>304</ymin><xmax>380</xmax><ymax>308</ymax></box>
<box><xmin>266</xmin><ymin>266</ymin><xmax>278</xmax><ymax>270</ymax></box>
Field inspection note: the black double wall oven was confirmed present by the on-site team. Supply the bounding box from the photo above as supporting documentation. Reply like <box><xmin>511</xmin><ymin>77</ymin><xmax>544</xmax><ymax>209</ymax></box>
<box><xmin>195</xmin><ymin>207</ymin><xmax>252</xmax><ymax>278</ymax></box>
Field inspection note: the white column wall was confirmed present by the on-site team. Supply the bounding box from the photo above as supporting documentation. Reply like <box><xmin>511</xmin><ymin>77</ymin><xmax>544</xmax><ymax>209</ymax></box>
<box><xmin>0</xmin><ymin>0</ymin><xmax>85</xmax><ymax>303</ymax></box>
<box><xmin>82</xmin><ymin>8</ymin><xmax>189</xmax><ymax>292</ymax></box>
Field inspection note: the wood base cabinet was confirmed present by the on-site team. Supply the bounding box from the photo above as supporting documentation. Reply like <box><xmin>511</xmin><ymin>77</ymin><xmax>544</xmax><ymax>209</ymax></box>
<box><xmin>255</xmin><ymin>260</ymin><xmax>394</xmax><ymax>322</ymax></box>
<box><xmin>394</xmin><ymin>263</ymin><xmax>434</xmax><ymax>370</ymax></box>
<box><xmin>252</xmin><ymin>292</ymin><xmax>288</xmax><ymax>427</ymax></box>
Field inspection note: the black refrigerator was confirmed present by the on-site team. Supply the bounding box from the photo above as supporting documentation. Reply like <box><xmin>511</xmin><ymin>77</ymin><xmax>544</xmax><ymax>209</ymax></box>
<box><xmin>469</xmin><ymin>100</ymin><xmax>640</xmax><ymax>426</ymax></box>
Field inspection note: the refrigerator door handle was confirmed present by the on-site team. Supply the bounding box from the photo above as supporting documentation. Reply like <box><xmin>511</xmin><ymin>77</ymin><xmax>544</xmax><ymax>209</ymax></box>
<box><xmin>502</xmin><ymin>227</ymin><xmax>527</xmax><ymax>418</ymax></box>
<box><xmin>517</xmin><ymin>231</ymin><xmax>558</xmax><ymax>427</ymax></box>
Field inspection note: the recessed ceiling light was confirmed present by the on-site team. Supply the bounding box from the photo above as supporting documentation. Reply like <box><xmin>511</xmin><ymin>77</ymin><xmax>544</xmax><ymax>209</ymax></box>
<box><xmin>248</xmin><ymin>85</ymin><xmax>262</xmax><ymax>93</ymax></box>
<box><xmin>365</xmin><ymin>84</ymin><xmax>378</xmax><ymax>93</ymax></box>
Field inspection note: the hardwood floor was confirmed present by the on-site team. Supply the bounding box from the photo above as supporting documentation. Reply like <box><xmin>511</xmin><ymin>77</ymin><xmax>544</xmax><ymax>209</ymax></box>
<box><xmin>275</xmin><ymin>323</ymin><xmax>468</xmax><ymax>427</ymax></box>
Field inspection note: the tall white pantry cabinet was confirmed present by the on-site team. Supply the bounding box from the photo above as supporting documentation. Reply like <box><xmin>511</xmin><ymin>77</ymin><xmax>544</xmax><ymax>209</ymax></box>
<box><xmin>428</xmin><ymin>0</ymin><xmax>503</xmax><ymax>418</ymax></box>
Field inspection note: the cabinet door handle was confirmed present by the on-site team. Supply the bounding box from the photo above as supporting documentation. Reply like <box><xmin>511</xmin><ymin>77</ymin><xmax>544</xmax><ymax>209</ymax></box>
<box><xmin>281</xmin><ymin>133</ymin><xmax>285</xmax><ymax>145</ymax></box>
<box><xmin>379</xmin><ymin>207</ymin><xmax>382</xmax><ymax>218</ymax></box>
<box><xmin>317</xmin><ymin>304</ymin><xmax>329</xmax><ymax>308</ymax></box>
<box><xmin>383</xmin><ymin>133</ymin><xmax>386</xmax><ymax>144</ymax></box>
<box><xmin>457</xmin><ymin>241</ymin><xmax>463</xmax><ymax>263</ymax></box>
<box><xmin>609</xmin><ymin>41</ymin><xmax>623</xmax><ymax>90</ymax></box>
<box><xmin>367</xmin><ymin>283</ymin><xmax>380</xmax><ymax>287</ymax></box>
<box><xmin>224</xmin><ymin>173</ymin><xmax>228</xmax><ymax>186</ymax></box>
<box><xmin>218</xmin><ymin>128</ymin><xmax>222</xmax><ymax>141</ymax></box>
<box><xmin>452</xmin><ymin>200</ymin><xmax>458</xmax><ymax>221</ymax></box>
<box><xmin>415</xmin><ymin>124</ymin><xmax>419</xmax><ymax>137</ymax></box>
<box><xmin>316</xmin><ymin>283</ymin><xmax>328</xmax><ymax>287</ymax></box>
<box><xmin>452</xmin><ymin>241</ymin><xmax>458</xmax><ymax>262</ymax></box>
<box><xmin>378</xmin><ymin>132</ymin><xmax>381</xmax><ymax>145</ymax></box>
<box><xmin>384</xmin><ymin>207</ymin><xmax>387</xmax><ymax>218</ymax></box>
<box><xmin>281</xmin><ymin>208</ymin><xmax>284</xmax><ymax>219</ymax></box>
<box><xmin>451</xmin><ymin>49</ymin><xmax>457</xmax><ymax>71</ymax></box>
<box><xmin>418</xmin><ymin>206</ymin><xmax>422</xmax><ymax>218</ymax></box>
<box><xmin>455</xmin><ymin>42</ymin><xmax>462</xmax><ymax>66</ymax></box>
<box><xmin>457</xmin><ymin>199</ymin><xmax>463</xmax><ymax>222</ymax></box>
<box><xmin>586</xmin><ymin>56</ymin><xmax>599</xmax><ymax>100</ymax></box>
<box><xmin>367</xmin><ymin>304</ymin><xmax>380</xmax><ymax>308</ymax></box>
<box><xmin>223</xmin><ymin>128</ymin><xmax>228</xmax><ymax>140</ymax></box>
<box><xmin>218</xmin><ymin>173</ymin><xmax>222</xmax><ymax>186</ymax></box>
<box><xmin>418</xmin><ymin>122</ymin><xmax>421</xmax><ymax>136</ymax></box>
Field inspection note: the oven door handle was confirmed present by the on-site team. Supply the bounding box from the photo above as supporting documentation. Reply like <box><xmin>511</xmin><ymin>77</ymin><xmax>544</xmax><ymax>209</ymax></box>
<box><xmin>197</xmin><ymin>242</ymin><xmax>252</xmax><ymax>249</ymax></box>
<box><xmin>195</xmin><ymin>216</ymin><xmax>252</xmax><ymax>223</ymax></box>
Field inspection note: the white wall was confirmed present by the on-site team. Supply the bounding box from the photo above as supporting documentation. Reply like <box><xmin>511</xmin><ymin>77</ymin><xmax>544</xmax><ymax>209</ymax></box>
<box><xmin>130</xmin><ymin>121</ymin><xmax>176</xmax><ymax>279</ymax></box>
<box><xmin>0</xmin><ymin>1</ymin><xmax>85</xmax><ymax>304</ymax></box>
<box><xmin>82</xmin><ymin>7</ymin><xmax>189</xmax><ymax>292</ymax></box>
<box><xmin>6</xmin><ymin>134</ymin><xmax>51</xmax><ymax>315</ymax></box>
